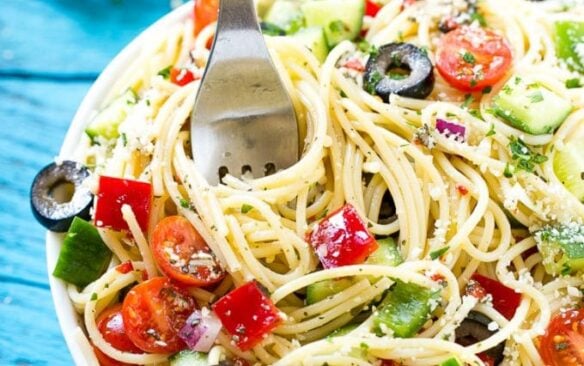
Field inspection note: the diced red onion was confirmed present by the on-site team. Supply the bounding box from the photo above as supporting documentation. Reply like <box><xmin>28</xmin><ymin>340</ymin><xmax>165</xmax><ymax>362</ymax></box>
<box><xmin>436</xmin><ymin>118</ymin><xmax>466</xmax><ymax>141</ymax></box>
<box><xmin>179</xmin><ymin>309</ymin><xmax>222</xmax><ymax>352</ymax></box>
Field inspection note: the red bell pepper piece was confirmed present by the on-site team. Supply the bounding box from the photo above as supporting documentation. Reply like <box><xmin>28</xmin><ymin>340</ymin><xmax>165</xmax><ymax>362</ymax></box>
<box><xmin>308</xmin><ymin>204</ymin><xmax>379</xmax><ymax>269</ymax></box>
<box><xmin>170</xmin><ymin>68</ymin><xmax>197</xmax><ymax>86</ymax></box>
<box><xmin>212</xmin><ymin>281</ymin><xmax>282</xmax><ymax>350</ymax></box>
<box><xmin>471</xmin><ymin>273</ymin><xmax>521</xmax><ymax>320</ymax></box>
<box><xmin>365</xmin><ymin>0</ymin><xmax>382</xmax><ymax>17</ymax></box>
<box><xmin>94</xmin><ymin>176</ymin><xmax>152</xmax><ymax>233</ymax></box>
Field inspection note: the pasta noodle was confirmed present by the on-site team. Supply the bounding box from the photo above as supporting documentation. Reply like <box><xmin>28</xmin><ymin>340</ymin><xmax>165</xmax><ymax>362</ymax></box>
<box><xmin>63</xmin><ymin>0</ymin><xmax>584</xmax><ymax>365</ymax></box>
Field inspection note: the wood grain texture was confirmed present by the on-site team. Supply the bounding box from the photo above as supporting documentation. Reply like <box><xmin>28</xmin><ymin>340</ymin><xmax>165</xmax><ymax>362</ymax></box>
<box><xmin>0</xmin><ymin>0</ymin><xmax>172</xmax><ymax>364</ymax></box>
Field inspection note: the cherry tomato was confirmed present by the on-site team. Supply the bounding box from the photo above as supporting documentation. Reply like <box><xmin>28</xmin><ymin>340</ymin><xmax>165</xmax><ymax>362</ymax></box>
<box><xmin>93</xmin><ymin>304</ymin><xmax>141</xmax><ymax>366</ymax></box>
<box><xmin>308</xmin><ymin>204</ymin><xmax>379</xmax><ymax>269</ymax></box>
<box><xmin>152</xmin><ymin>216</ymin><xmax>225</xmax><ymax>287</ymax></box>
<box><xmin>194</xmin><ymin>0</ymin><xmax>219</xmax><ymax>35</ymax></box>
<box><xmin>365</xmin><ymin>0</ymin><xmax>382</xmax><ymax>17</ymax></box>
<box><xmin>170</xmin><ymin>68</ymin><xmax>197</xmax><ymax>86</ymax></box>
<box><xmin>213</xmin><ymin>281</ymin><xmax>282</xmax><ymax>351</ymax></box>
<box><xmin>116</xmin><ymin>261</ymin><xmax>134</xmax><ymax>274</ymax></box>
<box><xmin>471</xmin><ymin>274</ymin><xmax>521</xmax><ymax>320</ymax></box>
<box><xmin>95</xmin><ymin>176</ymin><xmax>152</xmax><ymax>232</ymax></box>
<box><xmin>436</xmin><ymin>26</ymin><xmax>512</xmax><ymax>92</ymax></box>
<box><xmin>121</xmin><ymin>277</ymin><xmax>197</xmax><ymax>353</ymax></box>
<box><xmin>478</xmin><ymin>353</ymin><xmax>496</xmax><ymax>366</ymax></box>
<box><xmin>539</xmin><ymin>309</ymin><xmax>584</xmax><ymax>366</ymax></box>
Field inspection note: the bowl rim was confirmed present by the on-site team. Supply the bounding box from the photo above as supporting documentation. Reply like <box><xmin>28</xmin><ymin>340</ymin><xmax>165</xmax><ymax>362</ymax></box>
<box><xmin>46</xmin><ymin>3</ymin><xmax>192</xmax><ymax>364</ymax></box>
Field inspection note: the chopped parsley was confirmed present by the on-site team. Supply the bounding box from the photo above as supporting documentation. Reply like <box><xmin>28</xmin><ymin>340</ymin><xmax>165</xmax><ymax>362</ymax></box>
<box><xmin>470</xmin><ymin>12</ymin><xmax>487</xmax><ymax>27</ymax></box>
<box><xmin>482</xmin><ymin>86</ymin><xmax>492</xmax><ymax>94</ymax></box>
<box><xmin>365</xmin><ymin>70</ymin><xmax>383</xmax><ymax>94</ymax></box>
<box><xmin>430</xmin><ymin>246</ymin><xmax>449</xmax><ymax>260</ymax></box>
<box><xmin>120</xmin><ymin>133</ymin><xmax>127</xmax><ymax>147</ymax></box>
<box><xmin>566</xmin><ymin>78</ymin><xmax>582</xmax><ymax>89</ymax></box>
<box><xmin>486</xmin><ymin>123</ymin><xmax>496</xmax><ymax>137</ymax></box>
<box><xmin>507</xmin><ymin>136</ymin><xmax>548</xmax><ymax>174</ymax></box>
<box><xmin>461</xmin><ymin>51</ymin><xmax>476</xmax><ymax>65</ymax></box>
<box><xmin>461</xmin><ymin>94</ymin><xmax>474</xmax><ymax>109</ymax></box>
<box><xmin>358</xmin><ymin>40</ymin><xmax>379</xmax><ymax>57</ymax></box>
<box><xmin>179</xmin><ymin>198</ymin><xmax>190</xmax><ymax>209</ymax></box>
<box><xmin>241</xmin><ymin>204</ymin><xmax>254</xmax><ymax>214</ymax></box>
<box><xmin>91</xmin><ymin>293</ymin><xmax>98</xmax><ymax>301</ymax></box>
<box><xmin>157</xmin><ymin>65</ymin><xmax>172</xmax><ymax>79</ymax></box>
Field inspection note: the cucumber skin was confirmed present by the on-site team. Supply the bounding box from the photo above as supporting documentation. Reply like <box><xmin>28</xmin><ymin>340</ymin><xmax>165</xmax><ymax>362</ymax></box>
<box><xmin>169</xmin><ymin>350</ymin><xmax>208</xmax><ymax>366</ymax></box>
<box><xmin>555</xmin><ymin>21</ymin><xmax>584</xmax><ymax>73</ymax></box>
<box><xmin>554</xmin><ymin>141</ymin><xmax>584</xmax><ymax>202</ymax></box>
<box><xmin>306</xmin><ymin>278</ymin><xmax>354</xmax><ymax>305</ymax></box>
<box><xmin>366</xmin><ymin>237</ymin><xmax>403</xmax><ymax>267</ymax></box>
<box><xmin>301</xmin><ymin>0</ymin><xmax>364</xmax><ymax>48</ymax></box>
<box><xmin>52</xmin><ymin>217</ymin><xmax>113</xmax><ymax>288</ymax></box>
<box><xmin>293</xmin><ymin>26</ymin><xmax>329</xmax><ymax>63</ymax></box>
<box><xmin>85</xmin><ymin>89</ymin><xmax>137</xmax><ymax>141</ymax></box>
<box><xmin>536</xmin><ymin>224</ymin><xmax>584</xmax><ymax>276</ymax></box>
<box><xmin>373</xmin><ymin>281</ymin><xmax>438</xmax><ymax>338</ymax></box>
<box><xmin>492</xmin><ymin>84</ymin><xmax>572</xmax><ymax>135</ymax></box>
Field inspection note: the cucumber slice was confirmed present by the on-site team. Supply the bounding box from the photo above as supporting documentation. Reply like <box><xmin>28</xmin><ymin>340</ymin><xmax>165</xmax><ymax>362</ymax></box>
<box><xmin>292</xmin><ymin>26</ymin><xmax>329</xmax><ymax>62</ymax></box>
<box><xmin>301</xmin><ymin>0</ymin><xmax>364</xmax><ymax>48</ymax></box>
<box><xmin>85</xmin><ymin>89</ymin><xmax>137</xmax><ymax>141</ymax></box>
<box><xmin>440</xmin><ymin>357</ymin><xmax>462</xmax><ymax>366</ymax></box>
<box><xmin>265</xmin><ymin>0</ymin><xmax>304</xmax><ymax>34</ymax></box>
<box><xmin>373</xmin><ymin>280</ymin><xmax>439</xmax><ymax>338</ymax></box>
<box><xmin>52</xmin><ymin>217</ymin><xmax>113</xmax><ymax>288</ymax></box>
<box><xmin>169</xmin><ymin>350</ymin><xmax>208</xmax><ymax>366</ymax></box>
<box><xmin>306</xmin><ymin>278</ymin><xmax>354</xmax><ymax>304</ymax></box>
<box><xmin>554</xmin><ymin>141</ymin><xmax>584</xmax><ymax>202</ymax></box>
<box><xmin>555</xmin><ymin>21</ymin><xmax>584</xmax><ymax>73</ymax></box>
<box><xmin>492</xmin><ymin>77</ymin><xmax>572</xmax><ymax>135</ymax></box>
<box><xmin>329</xmin><ymin>323</ymin><xmax>358</xmax><ymax>337</ymax></box>
<box><xmin>366</xmin><ymin>237</ymin><xmax>403</xmax><ymax>266</ymax></box>
<box><xmin>535</xmin><ymin>223</ymin><xmax>584</xmax><ymax>276</ymax></box>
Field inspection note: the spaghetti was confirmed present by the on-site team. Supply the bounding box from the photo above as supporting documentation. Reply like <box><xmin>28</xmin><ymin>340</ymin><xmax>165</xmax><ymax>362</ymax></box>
<box><xmin>61</xmin><ymin>0</ymin><xmax>584</xmax><ymax>365</ymax></box>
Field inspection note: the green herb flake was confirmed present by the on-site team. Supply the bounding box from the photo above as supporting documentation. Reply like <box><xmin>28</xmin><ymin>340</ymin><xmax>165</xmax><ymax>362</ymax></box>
<box><xmin>486</xmin><ymin>124</ymin><xmax>496</xmax><ymax>137</ymax></box>
<box><xmin>462</xmin><ymin>94</ymin><xmax>474</xmax><ymax>109</ymax></box>
<box><xmin>179</xmin><ymin>198</ymin><xmax>190</xmax><ymax>209</ymax></box>
<box><xmin>120</xmin><ymin>133</ymin><xmax>127</xmax><ymax>147</ymax></box>
<box><xmin>470</xmin><ymin>12</ymin><xmax>487</xmax><ymax>27</ymax></box>
<box><xmin>241</xmin><ymin>204</ymin><xmax>254</xmax><ymax>214</ymax></box>
<box><xmin>430</xmin><ymin>246</ymin><xmax>449</xmax><ymax>260</ymax></box>
<box><xmin>366</xmin><ymin>70</ymin><xmax>383</xmax><ymax>95</ymax></box>
<box><xmin>508</xmin><ymin>136</ymin><xmax>548</xmax><ymax>173</ymax></box>
<box><xmin>528</xmin><ymin>91</ymin><xmax>544</xmax><ymax>103</ymax></box>
<box><xmin>461</xmin><ymin>51</ymin><xmax>476</xmax><ymax>65</ymax></box>
<box><xmin>328</xmin><ymin>20</ymin><xmax>347</xmax><ymax>35</ymax></box>
<box><xmin>157</xmin><ymin>66</ymin><xmax>172</xmax><ymax>79</ymax></box>
<box><xmin>504</xmin><ymin>163</ymin><xmax>515</xmax><ymax>178</ymax></box>
<box><xmin>91</xmin><ymin>293</ymin><xmax>98</xmax><ymax>301</ymax></box>
<box><xmin>561</xmin><ymin>263</ymin><xmax>572</xmax><ymax>276</ymax></box>
<box><xmin>482</xmin><ymin>86</ymin><xmax>492</xmax><ymax>94</ymax></box>
<box><xmin>566</xmin><ymin>78</ymin><xmax>582</xmax><ymax>89</ymax></box>
<box><xmin>317</xmin><ymin>209</ymin><xmax>329</xmax><ymax>220</ymax></box>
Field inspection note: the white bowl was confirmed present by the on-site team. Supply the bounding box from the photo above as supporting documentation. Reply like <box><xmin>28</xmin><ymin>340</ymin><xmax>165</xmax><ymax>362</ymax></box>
<box><xmin>46</xmin><ymin>3</ymin><xmax>192</xmax><ymax>364</ymax></box>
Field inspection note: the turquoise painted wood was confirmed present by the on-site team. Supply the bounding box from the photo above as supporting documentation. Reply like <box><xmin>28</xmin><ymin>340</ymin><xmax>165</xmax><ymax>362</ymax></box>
<box><xmin>0</xmin><ymin>1</ymin><xmax>174</xmax><ymax>364</ymax></box>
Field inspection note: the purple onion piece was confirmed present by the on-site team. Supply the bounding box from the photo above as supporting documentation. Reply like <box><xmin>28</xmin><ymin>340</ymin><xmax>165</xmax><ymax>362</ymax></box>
<box><xmin>179</xmin><ymin>309</ymin><xmax>222</xmax><ymax>352</ymax></box>
<box><xmin>436</xmin><ymin>118</ymin><xmax>466</xmax><ymax>141</ymax></box>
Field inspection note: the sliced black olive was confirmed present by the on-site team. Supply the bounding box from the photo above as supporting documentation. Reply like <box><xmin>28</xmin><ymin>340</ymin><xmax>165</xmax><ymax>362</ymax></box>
<box><xmin>30</xmin><ymin>160</ymin><xmax>93</xmax><ymax>232</ymax></box>
<box><xmin>379</xmin><ymin>190</ymin><xmax>397</xmax><ymax>224</ymax></box>
<box><xmin>363</xmin><ymin>42</ymin><xmax>434</xmax><ymax>102</ymax></box>
<box><xmin>455</xmin><ymin>311</ymin><xmax>505</xmax><ymax>365</ymax></box>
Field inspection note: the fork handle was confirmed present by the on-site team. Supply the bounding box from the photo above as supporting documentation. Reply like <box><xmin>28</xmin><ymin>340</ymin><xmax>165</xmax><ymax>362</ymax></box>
<box><xmin>211</xmin><ymin>0</ymin><xmax>267</xmax><ymax>61</ymax></box>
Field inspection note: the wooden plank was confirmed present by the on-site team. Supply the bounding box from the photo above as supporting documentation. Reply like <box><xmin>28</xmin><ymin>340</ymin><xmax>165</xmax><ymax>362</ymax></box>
<box><xmin>0</xmin><ymin>282</ymin><xmax>72</xmax><ymax>365</ymax></box>
<box><xmin>1</xmin><ymin>0</ymin><xmax>171</xmax><ymax>74</ymax></box>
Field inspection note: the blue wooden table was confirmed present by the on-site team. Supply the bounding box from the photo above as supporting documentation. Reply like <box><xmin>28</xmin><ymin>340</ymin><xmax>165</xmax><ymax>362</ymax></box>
<box><xmin>0</xmin><ymin>1</ymin><xmax>176</xmax><ymax>364</ymax></box>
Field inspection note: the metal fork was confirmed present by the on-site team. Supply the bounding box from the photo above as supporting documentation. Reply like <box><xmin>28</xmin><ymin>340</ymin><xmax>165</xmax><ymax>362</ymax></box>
<box><xmin>190</xmin><ymin>0</ymin><xmax>299</xmax><ymax>185</ymax></box>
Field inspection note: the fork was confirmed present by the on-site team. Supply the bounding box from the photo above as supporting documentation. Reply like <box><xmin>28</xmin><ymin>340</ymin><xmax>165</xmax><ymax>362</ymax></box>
<box><xmin>190</xmin><ymin>0</ymin><xmax>299</xmax><ymax>185</ymax></box>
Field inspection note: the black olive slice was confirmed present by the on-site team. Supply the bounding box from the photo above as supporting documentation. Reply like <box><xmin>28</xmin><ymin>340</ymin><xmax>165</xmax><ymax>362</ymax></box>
<box><xmin>363</xmin><ymin>42</ymin><xmax>434</xmax><ymax>102</ymax></box>
<box><xmin>455</xmin><ymin>311</ymin><xmax>505</xmax><ymax>364</ymax></box>
<box><xmin>30</xmin><ymin>160</ymin><xmax>93</xmax><ymax>232</ymax></box>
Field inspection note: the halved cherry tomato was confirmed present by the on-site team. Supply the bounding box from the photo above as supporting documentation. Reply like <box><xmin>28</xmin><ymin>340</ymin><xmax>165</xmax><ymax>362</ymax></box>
<box><xmin>539</xmin><ymin>308</ymin><xmax>584</xmax><ymax>366</ymax></box>
<box><xmin>365</xmin><ymin>0</ymin><xmax>382</xmax><ymax>17</ymax></box>
<box><xmin>170</xmin><ymin>68</ymin><xmax>197</xmax><ymax>86</ymax></box>
<box><xmin>308</xmin><ymin>204</ymin><xmax>379</xmax><ymax>268</ymax></box>
<box><xmin>213</xmin><ymin>281</ymin><xmax>282</xmax><ymax>350</ymax></box>
<box><xmin>471</xmin><ymin>273</ymin><xmax>521</xmax><ymax>320</ymax></box>
<box><xmin>94</xmin><ymin>176</ymin><xmax>152</xmax><ymax>232</ymax></box>
<box><xmin>116</xmin><ymin>261</ymin><xmax>134</xmax><ymax>274</ymax></box>
<box><xmin>194</xmin><ymin>0</ymin><xmax>219</xmax><ymax>35</ymax></box>
<box><xmin>121</xmin><ymin>277</ymin><xmax>197</xmax><ymax>353</ymax></box>
<box><xmin>152</xmin><ymin>216</ymin><xmax>225</xmax><ymax>287</ymax></box>
<box><xmin>478</xmin><ymin>353</ymin><xmax>496</xmax><ymax>366</ymax></box>
<box><xmin>436</xmin><ymin>26</ymin><xmax>512</xmax><ymax>92</ymax></box>
<box><xmin>93</xmin><ymin>304</ymin><xmax>141</xmax><ymax>366</ymax></box>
